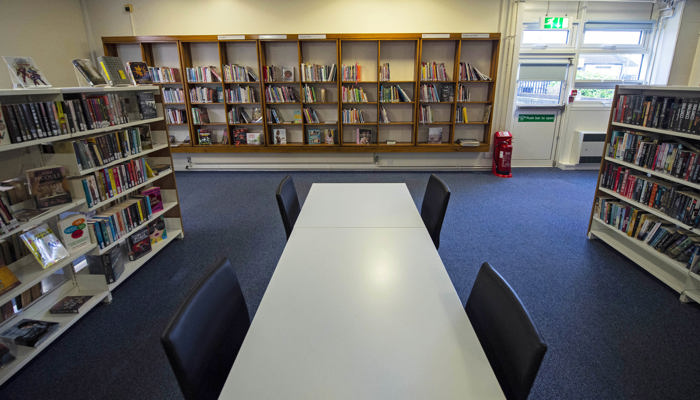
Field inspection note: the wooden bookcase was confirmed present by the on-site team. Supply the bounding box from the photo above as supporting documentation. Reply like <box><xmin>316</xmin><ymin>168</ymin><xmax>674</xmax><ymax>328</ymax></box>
<box><xmin>103</xmin><ymin>33</ymin><xmax>500</xmax><ymax>153</ymax></box>
<box><xmin>0</xmin><ymin>85</ymin><xmax>183</xmax><ymax>384</ymax></box>
<box><xmin>587</xmin><ymin>85</ymin><xmax>700</xmax><ymax>303</ymax></box>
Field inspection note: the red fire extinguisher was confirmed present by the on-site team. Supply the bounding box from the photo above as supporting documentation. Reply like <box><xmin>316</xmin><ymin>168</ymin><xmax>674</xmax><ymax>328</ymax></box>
<box><xmin>492</xmin><ymin>131</ymin><xmax>513</xmax><ymax>178</ymax></box>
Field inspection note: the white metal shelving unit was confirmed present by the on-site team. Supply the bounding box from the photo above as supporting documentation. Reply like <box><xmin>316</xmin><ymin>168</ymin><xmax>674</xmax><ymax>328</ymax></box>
<box><xmin>588</xmin><ymin>85</ymin><xmax>700</xmax><ymax>303</ymax></box>
<box><xmin>0</xmin><ymin>85</ymin><xmax>184</xmax><ymax>385</ymax></box>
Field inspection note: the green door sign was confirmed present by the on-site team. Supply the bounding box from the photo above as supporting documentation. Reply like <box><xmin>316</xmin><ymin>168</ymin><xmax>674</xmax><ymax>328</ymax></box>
<box><xmin>518</xmin><ymin>114</ymin><xmax>555</xmax><ymax>122</ymax></box>
<box><xmin>542</xmin><ymin>17</ymin><xmax>569</xmax><ymax>29</ymax></box>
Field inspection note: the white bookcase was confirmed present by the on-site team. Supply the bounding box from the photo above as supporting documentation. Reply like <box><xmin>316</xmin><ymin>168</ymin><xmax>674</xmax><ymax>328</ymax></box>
<box><xmin>0</xmin><ymin>85</ymin><xmax>183</xmax><ymax>384</ymax></box>
<box><xmin>588</xmin><ymin>85</ymin><xmax>700</xmax><ymax>303</ymax></box>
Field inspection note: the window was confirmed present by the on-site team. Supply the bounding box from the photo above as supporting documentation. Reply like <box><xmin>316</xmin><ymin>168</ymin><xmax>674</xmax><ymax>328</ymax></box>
<box><xmin>582</xmin><ymin>22</ymin><xmax>652</xmax><ymax>48</ymax></box>
<box><xmin>516</xmin><ymin>63</ymin><xmax>568</xmax><ymax>105</ymax></box>
<box><xmin>576</xmin><ymin>53</ymin><xmax>645</xmax><ymax>81</ymax></box>
<box><xmin>521</xmin><ymin>22</ymin><xmax>571</xmax><ymax>47</ymax></box>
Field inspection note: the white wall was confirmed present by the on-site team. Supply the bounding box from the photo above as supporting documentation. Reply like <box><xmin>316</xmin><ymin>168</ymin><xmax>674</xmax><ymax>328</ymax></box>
<box><xmin>669</xmin><ymin>0</ymin><xmax>700</xmax><ymax>85</ymax></box>
<box><xmin>0</xmin><ymin>0</ymin><xmax>90</xmax><ymax>89</ymax></box>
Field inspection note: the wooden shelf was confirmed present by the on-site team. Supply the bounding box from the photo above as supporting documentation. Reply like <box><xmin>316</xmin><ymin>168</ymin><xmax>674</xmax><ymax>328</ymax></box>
<box><xmin>103</xmin><ymin>33</ymin><xmax>501</xmax><ymax>153</ymax></box>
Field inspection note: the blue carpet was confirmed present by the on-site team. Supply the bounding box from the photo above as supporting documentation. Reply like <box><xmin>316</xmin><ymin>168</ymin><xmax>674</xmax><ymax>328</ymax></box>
<box><xmin>1</xmin><ymin>168</ymin><xmax>699</xmax><ymax>399</ymax></box>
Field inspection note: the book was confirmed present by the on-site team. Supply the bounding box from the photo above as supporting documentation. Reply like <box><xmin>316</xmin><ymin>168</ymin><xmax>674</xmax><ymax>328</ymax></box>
<box><xmin>293</xmin><ymin>110</ymin><xmax>302</xmax><ymax>124</ymax></box>
<box><xmin>147</xmin><ymin>216</ymin><xmax>167</xmax><ymax>245</ymax></box>
<box><xmin>25</xmin><ymin>166</ymin><xmax>72</xmax><ymax>209</ymax></box>
<box><xmin>2</xmin><ymin>56</ymin><xmax>51</xmax><ymax>88</ymax></box>
<box><xmin>246</xmin><ymin>132</ymin><xmax>262</xmax><ymax>145</ymax></box>
<box><xmin>126</xmin><ymin>61</ymin><xmax>152</xmax><ymax>85</ymax></box>
<box><xmin>137</xmin><ymin>92</ymin><xmax>157</xmax><ymax>119</ymax></box>
<box><xmin>272</xmin><ymin>128</ymin><xmax>287</xmax><ymax>144</ymax></box>
<box><xmin>49</xmin><ymin>295</ymin><xmax>93</xmax><ymax>314</ymax></box>
<box><xmin>356</xmin><ymin>128</ymin><xmax>374</xmax><ymax>145</ymax></box>
<box><xmin>127</xmin><ymin>227</ymin><xmax>151</xmax><ymax>261</ymax></box>
<box><xmin>282</xmin><ymin>66</ymin><xmax>295</xmax><ymax>82</ymax></box>
<box><xmin>20</xmin><ymin>224</ymin><xmax>70</xmax><ymax>268</ymax></box>
<box><xmin>1</xmin><ymin>319</ymin><xmax>58</xmax><ymax>347</ymax></box>
<box><xmin>0</xmin><ymin>339</ymin><xmax>15</xmax><ymax>367</ymax></box>
<box><xmin>428</xmin><ymin>127</ymin><xmax>443</xmax><ymax>143</ymax></box>
<box><xmin>57</xmin><ymin>213</ymin><xmax>90</xmax><ymax>251</ymax></box>
<box><xmin>72</xmin><ymin>58</ymin><xmax>106</xmax><ymax>86</ymax></box>
<box><xmin>141</xmin><ymin>187</ymin><xmax>163</xmax><ymax>213</ymax></box>
<box><xmin>0</xmin><ymin>266</ymin><xmax>20</xmax><ymax>296</ymax></box>
<box><xmin>0</xmin><ymin>105</ymin><xmax>11</xmax><ymax>145</ymax></box>
<box><xmin>96</xmin><ymin>56</ymin><xmax>130</xmax><ymax>86</ymax></box>
<box><xmin>307</xmin><ymin>129</ymin><xmax>321</xmax><ymax>144</ymax></box>
<box><xmin>86</xmin><ymin>244</ymin><xmax>125</xmax><ymax>284</ymax></box>
<box><xmin>324</xmin><ymin>128</ymin><xmax>336</xmax><ymax>144</ymax></box>
<box><xmin>197</xmin><ymin>129</ymin><xmax>212</xmax><ymax>145</ymax></box>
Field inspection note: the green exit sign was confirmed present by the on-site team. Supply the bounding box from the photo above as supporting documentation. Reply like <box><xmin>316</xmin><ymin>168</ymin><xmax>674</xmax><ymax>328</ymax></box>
<box><xmin>542</xmin><ymin>17</ymin><xmax>569</xmax><ymax>29</ymax></box>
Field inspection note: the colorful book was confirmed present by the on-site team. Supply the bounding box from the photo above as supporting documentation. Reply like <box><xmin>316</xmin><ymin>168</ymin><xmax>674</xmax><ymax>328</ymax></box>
<box><xmin>272</xmin><ymin>128</ymin><xmax>287</xmax><ymax>144</ymax></box>
<box><xmin>20</xmin><ymin>224</ymin><xmax>70</xmax><ymax>269</ymax></box>
<box><xmin>147</xmin><ymin>216</ymin><xmax>167</xmax><ymax>245</ymax></box>
<box><xmin>57</xmin><ymin>213</ymin><xmax>90</xmax><ymax>251</ymax></box>
<box><xmin>126</xmin><ymin>61</ymin><xmax>152</xmax><ymax>85</ymax></box>
<box><xmin>127</xmin><ymin>227</ymin><xmax>151</xmax><ymax>261</ymax></box>
<box><xmin>0</xmin><ymin>266</ymin><xmax>20</xmax><ymax>296</ymax></box>
<box><xmin>2</xmin><ymin>56</ymin><xmax>51</xmax><ymax>88</ymax></box>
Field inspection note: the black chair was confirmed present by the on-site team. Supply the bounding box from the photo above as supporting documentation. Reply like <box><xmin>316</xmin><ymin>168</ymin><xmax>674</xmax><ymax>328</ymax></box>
<box><xmin>161</xmin><ymin>258</ymin><xmax>250</xmax><ymax>400</ymax></box>
<box><xmin>420</xmin><ymin>174</ymin><xmax>451</xmax><ymax>249</ymax></box>
<box><xmin>276</xmin><ymin>175</ymin><xmax>301</xmax><ymax>239</ymax></box>
<box><xmin>465</xmin><ymin>262</ymin><xmax>547</xmax><ymax>400</ymax></box>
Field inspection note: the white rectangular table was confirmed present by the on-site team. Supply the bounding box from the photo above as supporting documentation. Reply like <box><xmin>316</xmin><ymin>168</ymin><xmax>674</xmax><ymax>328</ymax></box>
<box><xmin>295</xmin><ymin>183</ymin><xmax>425</xmax><ymax>228</ymax></box>
<box><xmin>219</xmin><ymin>183</ymin><xmax>504</xmax><ymax>399</ymax></box>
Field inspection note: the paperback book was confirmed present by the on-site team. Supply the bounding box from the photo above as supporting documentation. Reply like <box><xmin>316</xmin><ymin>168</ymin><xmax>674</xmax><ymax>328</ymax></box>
<box><xmin>0</xmin><ymin>266</ymin><xmax>20</xmax><ymax>296</ymax></box>
<box><xmin>72</xmin><ymin>58</ymin><xmax>106</xmax><ymax>86</ymax></box>
<box><xmin>1</xmin><ymin>319</ymin><xmax>58</xmax><ymax>347</ymax></box>
<box><xmin>86</xmin><ymin>244</ymin><xmax>125</xmax><ymax>284</ymax></box>
<box><xmin>57</xmin><ymin>213</ymin><xmax>90</xmax><ymax>251</ymax></box>
<box><xmin>147</xmin><ymin>216</ymin><xmax>167</xmax><ymax>245</ymax></box>
<box><xmin>96</xmin><ymin>56</ymin><xmax>130</xmax><ymax>86</ymax></box>
<box><xmin>126</xmin><ymin>61</ymin><xmax>152</xmax><ymax>85</ymax></box>
<box><xmin>127</xmin><ymin>227</ymin><xmax>151</xmax><ymax>261</ymax></box>
<box><xmin>49</xmin><ymin>295</ymin><xmax>93</xmax><ymax>314</ymax></box>
<box><xmin>137</xmin><ymin>92</ymin><xmax>157</xmax><ymax>119</ymax></box>
<box><xmin>25</xmin><ymin>166</ymin><xmax>72</xmax><ymax>209</ymax></box>
<box><xmin>428</xmin><ymin>127</ymin><xmax>443</xmax><ymax>143</ymax></box>
<box><xmin>20</xmin><ymin>223</ymin><xmax>70</xmax><ymax>269</ymax></box>
<box><xmin>2</xmin><ymin>56</ymin><xmax>51</xmax><ymax>88</ymax></box>
<box><xmin>272</xmin><ymin>128</ymin><xmax>287</xmax><ymax>144</ymax></box>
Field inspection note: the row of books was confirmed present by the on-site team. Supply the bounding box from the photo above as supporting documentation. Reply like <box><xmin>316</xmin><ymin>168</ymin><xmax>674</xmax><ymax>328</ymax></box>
<box><xmin>162</xmin><ymin>88</ymin><xmax>185</xmax><ymax>103</ymax></box>
<box><xmin>303</xmin><ymin>108</ymin><xmax>320</xmax><ymax>123</ymax></box>
<box><xmin>76</xmin><ymin>158</ymin><xmax>159</xmax><ymax>208</ymax></box>
<box><xmin>307</xmin><ymin>128</ymin><xmax>335</xmax><ymax>144</ymax></box>
<box><xmin>456</xmin><ymin>106</ymin><xmax>469</xmax><ymax>123</ymax></box>
<box><xmin>262</xmin><ymin>65</ymin><xmax>294</xmax><ymax>82</ymax></box>
<box><xmin>613</xmin><ymin>95</ymin><xmax>700</xmax><ymax>134</ymax></box>
<box><xmin>601</xmin><ymin>162</ymin><xmax>700</xmax><ymax>227</ymax></box>
<box><xmin>421</xmin><ymin>62</ymin><xmax>449</xmax><ymax>81</ymax></box>
<box><xmin>302</xmin><ymin>85</ymin><xmax>327</xmax><ymax>103</ymax></box>
<box><xmin>342</xmin><ymin>86</ymin><xmax>369</xmax><ymax>103</ymax></box>
<box><xmin>0</xmin><ymin>279</ymin><xmax>43</xmax><ymax>325</ymax></box>
<box><xmin>300</xmin><ymin>63</ymin><xmax>336</xmax><ymax>82</ymax></box>
<box><xmin>0</xmin><ymin>94</ymin><xmax>137</xmax><ymax>144</ymax></box>
<box><xmin>58</xmin><ymin>126</ymin><xmax>152</xmax><ymax>171</ymax></box>
<box><xmin>458</xmin><ymin>84</ymin><xmax>471</xmax><ymax>102</ymax></box>
<box><xmin>596</xmin><ymin>197</ymin><xmax>700</xmax><ymax>271</ymax></box>
<box><xmin>165</xmin><ymin>109</ymin><xmax>186</xmax><ymax>125</ymax></box>
<box><xmin>459</xmin><ymin>62</ymin><xmax>490</xmax><ymax>81</ymax></box>
<box><xmin>265</xmin><ymin>86</ymin><xmax>298</xmax><ymax>103</ymax></box>
<box><xmin>379</xmin><ymin>85</ymin><xmax>411</xmax><ymax>102</ymax></box>
<box><xmin>228</xmin><ymin>107</ymin><xmax>262</xmax><ymax>124</ymax></box>
<box><xmin>419</xmin><ymin>105</ymin><xmax>434</xmax><ymax>123</ymax></box>
<box><xmin>226</xmin><ymin>86</ymin><xmax>257</xmax><ymax>103</ymax></box>
<box><xmin>420</xmin><ymin>84</ymin><xmax>443</xmax><ymax>102</ymax></box>
<box><xmin>191</xmin><ymin>107</ymin><xmax>211</xmax><ymax>125</ymax></box>
<box><xmin>342</xmin><ymin>108</ymin><xmax>365</xmax><ymax>123</ymax></box>
<box><xmin>0</xmin><ymin>233</ymin><xmax>30</xmax><ymax>267</ymax></box>
<box><xmin>186</xmin><ymin>66</ymin><xmax>222</xmax><ymax>83</ymax></box>
<box><xmin>379</xmin><ymin>63</ymin><xmax>390</xmax><ymax>82</ymax></box>
<box><xmin>149</xmin><ymin>66</ymin><xmax>181</xmax><ymax>83</ymax></box>
<box><xmin>266</xmin><ymin>108</ymin><xmax>284</xmax><ymax>124</ymax></box>
<box><xmin>608</xmin><ymin>130</ymin><xmax>700</xmax><ymax>183</ymax></box>
<box><xmin>190</xmin><ymin>87</ymin><xmax>223</xmax><ymax>103</ymax></box>
<box><xmin>87</xmin><ymin>188</ymin><xmax>161</xmax><ymax>249</ymax></box>
<box><xmin>341</xmin><ymin>63</ymin><xmax>361</xmax><ymax>81</ymax></box>
<box><xmin>223</xmin><ymin>64</ymin><xmax>258</xmax><ymax>82</ymax></box>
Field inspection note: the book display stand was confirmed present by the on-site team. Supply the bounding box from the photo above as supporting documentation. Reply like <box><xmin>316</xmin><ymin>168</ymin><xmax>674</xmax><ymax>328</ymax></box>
<box><xmin>0</xmin><ymin>85</ymin><xmax>183</xmax><ymax>384</ymax></box>
<box><xmin>588</xmin><ymin>85</ymin><xmax>700</xmax><ymax>303</ymax></box>
<box><xmin>102</xmin><ymin>33</ymin><xmax>500</xmax><ymax>153</ymax></box>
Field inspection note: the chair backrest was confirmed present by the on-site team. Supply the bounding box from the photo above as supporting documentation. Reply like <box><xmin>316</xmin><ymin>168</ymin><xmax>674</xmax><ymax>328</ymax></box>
<box><xmin>161</xmin><ymin>258</ymin><xmax>250</xmax><ymax>400</ymax></box>
<box><xmin>465</xmin><ymin>263</ymin><xmax>547</xmax><ymax>400</ymax></box>
<box><xmin>420</xmin><ymin>174</ymin><xmax>451</xmax><ymax>249</ymax></box>
<box><xmin>276</xmin><ymin>175</ymin><xmax>301</xmax><ymax>239</ymax></box>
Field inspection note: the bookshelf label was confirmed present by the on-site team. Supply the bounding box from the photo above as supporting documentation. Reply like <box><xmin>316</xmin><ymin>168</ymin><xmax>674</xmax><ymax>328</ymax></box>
<box><xmin>462</xmin><ymin>33</ymin><xmax>490</xmax><ymax>39</ymax></box>
<box><xmin>422</xmin><ymin>33</ymin><xmax>450</xmax><ymax>39</ymax></box>
<box><xmin>518</xmin><ymin>114</ymin><xmax>555</xmax><ymax>122</ymax></box>
<box><xmin>299</xmin><ymin>34</ymin><xmax>326</xmax><ymax>39</ymax></box>
<box><xmin>259</xmin><ymin>34</ymin><xmax>287</xmax><ymax>40</ymax></box>
<box><xmin>218</xmin><ymin>35</ymin><xmax>245</xmax><ymax>40</ymax></box>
